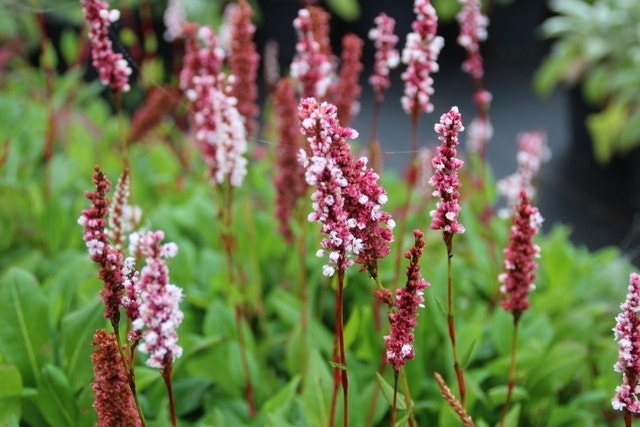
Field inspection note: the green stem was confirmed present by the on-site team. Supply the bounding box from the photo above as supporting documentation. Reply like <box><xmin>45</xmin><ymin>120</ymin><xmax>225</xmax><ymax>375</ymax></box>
<box><xmin>445</xmin><ymin>234</ymin><xmax>466</xmax><ymax>408</ymax></box>
<box><xmin>499</xmin><ymin>319</ymin><xmax>520</xmax><ymax>427</ymax></box>
<box><xmin>391</xmin><ymin>371</ymin><xmax>398</xmax><ymax>427</ymax></box>
<box><xmin>399</xmin><ymin>368</ymin><xmax>417</xmax><ymax>427</ymax></box>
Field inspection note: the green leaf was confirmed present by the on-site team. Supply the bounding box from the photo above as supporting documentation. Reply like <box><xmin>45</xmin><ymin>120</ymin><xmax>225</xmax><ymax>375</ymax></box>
<box><xmin>61</xmin><ymin>299</ymin><xmax>104</xmax><ymax>391</ymax></box>
<box><xmin>586</xmin><ymin>102</ymin><xmax>628</xmax><ymax>163</ymax></box>
<box><xmin>375</xmin><ymin>372</ymin><xmax>408</xmax><ymax>411</ymax></box>
<box><xmin>0</xmin><ymin>268</ymin><xmax>52</xmax><ymax>386</ymax></box>
<box><xmin>35</xmin><ymin>364</ymin><xmax>78</xmax><ymax>427</ymax></box>
<box><xmin>0</xmin><ymin>364</ymin><xmax>22</xmax><ymax>426</ymax></box>
<box><xmin>260</xmin><ymin>376</ymin><xmax>300</xmax><ymax>417</ymax></box>
<box><xmin>325</xmin><ymin>0</ymin><xmax>360</xmax><ymax>21</ymax></box>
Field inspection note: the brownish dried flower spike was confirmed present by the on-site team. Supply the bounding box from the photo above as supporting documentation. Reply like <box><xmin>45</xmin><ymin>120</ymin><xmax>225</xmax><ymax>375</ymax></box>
<box><xmin>434</xmin><ymin>372</ymin><xmax>474</xmax><ymax>427</ymax></box>
<box><xmin>128</xmin><ymin>86</ymin><xmax>180</xmax><ymax>143</ymax></box>
<box><xmin>91</xmin><ymin>329</ymin><xmax>141</xmax><ymax>427</ymax></box>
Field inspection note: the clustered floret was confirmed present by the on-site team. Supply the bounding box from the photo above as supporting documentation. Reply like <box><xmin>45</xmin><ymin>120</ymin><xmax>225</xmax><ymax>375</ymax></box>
<box><xmin>80</xmin><ymin>0</ymin><xmax>132</xmax><ymax>93</ymax></box>
<box><xmin>180</xmin><ymin>25</ymin><xmax>248</xmax><ymax>187</ymax></box>
<box><xmin>383</xmin><ymin>230</ymin><xmax>430</xmax><ymax>371</ymax></box>
<box><xmin>429</xmin><ymin>107</ymin><xmax>466</xmax><ymax>235</ymax></box>
<box><xmin>298</xmin><ymin>97</ymin><xmax>395</xmax><ymax>278</ymax></box>
<box><xmin>401</xmin><ymin>0</ymin><xmax>444</xmax><ymax>118</ymax></box>
<box><xmin>456</xmin><ymin>0</ymin><xmax>489</xmax><ymax>80</ymax></box>
<box><xmin>131</xmin><ymin>230</ymin><xmax>184</xmax><ymax>369</ymax></box>
<box><xmin>499</xmin><ymin>191</ymin><xmax>543</xmax><ymax>322</ymax></box>
<box><xmin>368</xmin><ymin>13</ymin><xmax>400</xmax><ymax>103</ymax></box>
<box><xmin>612</xmin><ymin>273</ymin><xmax>640</xmax><ymax>413</ymax></box>
<box><xmin>291</xmin><ymin>8</ymin><xmax>335</xmax><ymax>98</ymax></box>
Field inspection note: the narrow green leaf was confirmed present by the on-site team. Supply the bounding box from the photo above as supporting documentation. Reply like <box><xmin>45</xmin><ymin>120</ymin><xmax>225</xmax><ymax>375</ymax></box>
<box><xmin>261</xmin><ymin>375</ymin><xmax>301</xmax><ymax>416</ymax></box>
<box><xmin>375</xmin><ymin>372</ymin><xmax>408</xmax><ymax>411</ymax></box>
<box><xmin>35</xmin><ymin>364</ymin><xmax>78</xmax><ymax>427</ymax></box>
<box><xmin>0</xmin><ymin>268</ymin><xmax>52</xmax><ymax>386</ymax></box>
<box><xmin>325</xmin><ymin>0</ymin><xmax>360</xmax><ymax>21</ymax></box>
<box><xmin>61</xmin><ymin>299</ymin><xmax>103</xmax><ymax>391</ymax></box>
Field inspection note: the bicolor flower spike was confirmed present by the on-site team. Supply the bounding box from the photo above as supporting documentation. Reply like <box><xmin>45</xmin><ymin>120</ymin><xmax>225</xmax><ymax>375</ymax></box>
<box><xmin>401</xmin><ymin>0</ymin><xmax>444</xmax><ymax>118</ymax></box>
<box><xmin>499</xmin><ymin>191</ymin><xmax>543</xmax><ymax>323</ymax></box>
<box><xmin>429</xmin><ymin>106</ymin><xmax>465</xmax><ymax>235</ymax></box>
<box><xmin>131</xmin><ymin>231</ymin><xmax>184</xmax><ymax>369</ymax></box>
<box><xmin>384</xmin><ymin>230</ymin><xmax>430</xmax><ymax>371</ymax></box>
<box><xmin>298</xmin><ymin>97</ymin><xmax>395</xmax><ymax>278</ymax></box>
<box><xmin>81</xmin><ymin>0</ymin><xmax>132</xmax><ymax>93</ymax></box>
<box><xmin>612</xmin><ymin>273</ymin><xmax>640</xmax><ymax>413</ymax></box>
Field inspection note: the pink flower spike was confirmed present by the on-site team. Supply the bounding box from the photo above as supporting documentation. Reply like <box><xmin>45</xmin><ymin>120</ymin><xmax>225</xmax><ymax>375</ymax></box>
<box><xmin>333</xmin><ymin>33</ymin><xmax>364</xmax><ymax>127</ymax></box>
<box><xmin>81</xmin><ymin>0</ymin><xmax>132</xmax><ymax>93</ymax></box>
<box><xmin>499</xmin><ymin>191</ymin><xmax>543</xmax><ymax>323</ymax></box>
<box><xmin>229</xmin><ymin>0</ymin><xmax>260</xmax><ymax>138</ymax></box>
<box><xmin>401</xmin><ymin>0</ymin><xmax>444</xmax><ymax>119</ymax></box>
<box><xmin>132</xmin><ymin>230</ymin><xmax>184</xmax><ymax>369</ymax></box>
<box><xmin>298</xmin><ymin>97</ymin><xmax>395</xmax><ymax>278</ymax></box>
<box><xmin>456</xmin><ymin>0</ymin><xmax>489</xmax><ymax>80</ymax></box>
<box><xmin>497</xmin><ymin>130</ymin><xmax>550</xmax><ymax>216</ymax></box>
<box><xmin>291</xmin><ymin>7</ymin><xmax>335</xmax><ymax>98</ymax></box>
<box><xmin>180</xmin><ymin>25</ymin><xmax>248</xmax><ymax>187</ymax></box>
<box><xmin>384</xmin><ymin>230</ymin><xmax>430</xmax><ymax>371</ymax></box>
<box><xmin>368</xmin><ymin>13</ymin><xmax>400</xmax><ymax>103</ymax></box>
<box><xmin>612</xmin><ymin>273</ymin><xmax>640</xmax><ymax>413</ymax></box>
<box><xmin>429</xmin><ymin>106</ymin><xmax>465</xmax><ymax>235</ymax></box>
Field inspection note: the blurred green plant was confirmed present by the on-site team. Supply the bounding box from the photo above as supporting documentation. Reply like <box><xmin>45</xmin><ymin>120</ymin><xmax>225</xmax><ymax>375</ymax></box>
<box><xmin>535</xmin><ymin>0</ymin><xmax>640</xmax><ymax>163</ymax></box>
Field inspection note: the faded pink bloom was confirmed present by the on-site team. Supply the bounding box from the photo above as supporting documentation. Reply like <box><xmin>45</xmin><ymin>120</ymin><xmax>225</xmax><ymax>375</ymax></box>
<box><xmin>273</xmin><ymin>78</ymin><xmax>308</xmax><ymax>242</ymax></box>
<box><xmin>106</xmin><ymin>168</ymin><xmax>142</xmax><ymax>251</ymax></box>
<box><xmin>131</xmin><ymin>230</ymin><xmax>183</xmax><ymax>369</ymax></box>
<box><xmin>368</xmin><ymin>13</ymin><xmax>400</xmax><ymax>103</ymax></box>
<box><xmin>91</xmin><ymin>329</ymin><xmax>141</xmax><ymax>427</ymax></box>
<box><xmin>298</xmin><ymin>97</ymin><xmax>395</xmax><ymax>278</ymax></box>
<box><xmin>229</xmin><ymin>0</ymin><xmax>260</xmax><ymax>138</ymax></box>
<box><xmin>263</xmin><ymin>39</ymin><xmax>281</xmax><ymax>90</ymax></box>
<box><xmin>332</xmin><ymin>33</ymin><xmax>364</xmax><ymax>127</ymax></box>
<box><xmin>181</xmin><ymin>25</ymin><xmax>248</xmax><ymax>187</ymax></box>
<box><xmin>456</xmin><ymin>0</ymin><xmax>489</xmax><ymax>80</ymax></box>
<box><xmin>499</xmin><ymin>191</ymin><xmax>543</xmax><ymax>323</ymax></box>
<box><xmin>290</xmin><ymin>7</ymin><xmax>335</xmax><ymax>98</ymax></box>
<box><xmin>612</xmin><ymin>273</ymin><xmax>640</xmax><ymax>413</ymax></box>
<box><xmin>80</xmin><ymin>0</ymin><xmax>132</xmax><ymax>93</ymax></box>
<box><xmin>384</xmin><ymin>230</ymin><xmax>430</xmax><ymax>371</ymax></box>
<box><xmin>401</xmin><ymin>0</ymin><xmax>444</xmax><ymax>119</ymax></box>
<box><xmin>497</xmin><ymin>131</ymin><xmax>550</xmax><ymax>216</ymax></box>
<box><xmin>465</xmin><ymin>114</ymin><xmax>493</xmax><ymax>154</ymax></box>
<box><xmin>163</xmin><ymin>0</ymin><xmax>185</xmax><ymax>41</ymax></box>
<box><xmin>429</xmin><ymin>107</ymin><xmax>465</xmax><ymax>235</ymax></box>
<box><xmin>78</xmin><ymin>167</ymin><xmax>124</xmax><ymax>325</ymax></box>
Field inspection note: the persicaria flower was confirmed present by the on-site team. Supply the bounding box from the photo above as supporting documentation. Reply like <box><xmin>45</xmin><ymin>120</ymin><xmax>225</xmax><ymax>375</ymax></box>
<box><xmin>429</xmin><ymin>106</ymin><xmax>465</xmax><ymax>235</ymax></box>
<box><xmin>332</xmin><ymin>33</ymin><xmax>364</xmax><ymax>127</ymax></box>
<box><xmin>497</xmin><ymin>130</ymin><xmax>550</xmax><ymax>216</ymax></box>
<box><xmin>383</xmin><ymin>230</ymin><xmax>430</xmax><ymax>371</ymax></box>
<box><xmin>181</xmin><ymin>25</ymin><xmax>248</xmax><ymax>187</ymax></box>
<box><xmin>91</xmin><ymin>329</ymin><xmax>141</xmax><ymax>427</ymax></box>
<box><xmin>612</xmin><ymin>273</ymin><xmax>640</xmax><ymax>413</ymax></box>
<box><xmin>499</xmin><ymin>191</ymin><xmax>543</xmax><ymax>323</ymax></box>
<box><xmin>401</xmin><ymin>0</ymin><xmax>444</xmax><ymax>119</ymax></box>
<box><xmin>163</xmin><ymin>0</ymin><xmax>185</xmax><ymax>41</ymax></box>
<box><xmin>456</xmin><ymin>0</ymin><xmax>489</xmax><ymax>80</ymax></box>
<box><xmin>81</xmin><ymin>0</ymin><xmax>132</xmax><ymax>93</ymax></box>
<box><xmin>79</xmin><ymin>166</ymin><xmax>124</xmax><ymax>325</ymax></box>
<box><xmin>368</xmin><ymin>13</ymin><xmax>400</xmax><ymax>103</ymax></box>
<box><xmin>290</xmin><ymin>7</ymin><xmax>335</xmax><ymax>98</ymax></box>
<box><xmin>131</xmin><ymin>230</ymin><xmax>184</xmax><ymax>369</ymax></box>
<box><xmin>298</xmin><ymin>97</ymin><xmax>395</xmax><ymax>278</ymax></box>
<box><xmin>229</xmin><ymin>0</ymin><xmax>260</xmax><ymax>138</ymax></box>
<box><xmin>273</xmin><ymin>78</ymin><xmax>308</xmax><ymax>242</ymax></box>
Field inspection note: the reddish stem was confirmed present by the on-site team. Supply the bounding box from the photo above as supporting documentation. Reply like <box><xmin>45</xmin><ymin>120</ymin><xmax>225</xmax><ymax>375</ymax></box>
<box><xmin>499</xmin><ymin>318</ymin><xmax>520</xmax><ymax>427</ymax></box>
<box><xmin>161</xmin><ymin>363</ymin><xmax>178</xmax><ymax>427</ymax></box>
<box><xmin>445</xmin><ymin>233</ymin><xmax>466</xmax><ymax>407</ymax></box>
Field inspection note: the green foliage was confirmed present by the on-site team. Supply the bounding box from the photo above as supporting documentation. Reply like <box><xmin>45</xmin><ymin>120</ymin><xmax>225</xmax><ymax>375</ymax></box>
<box><xmin>0</xmin><ymin>2</ymin><xmax>636</xmax><ymax>427</ymax></box>
<box><xmin>535</xmin><ymin>0</ymin><xmax>640</xmax><ymax>162</ymax></box>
